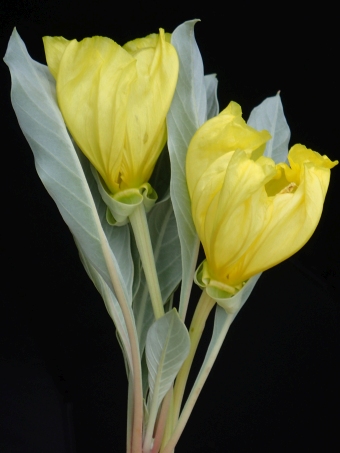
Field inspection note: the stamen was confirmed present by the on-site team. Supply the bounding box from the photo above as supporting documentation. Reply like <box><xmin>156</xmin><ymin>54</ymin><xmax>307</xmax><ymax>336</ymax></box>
<box><xmin>279</xmin><ymin>182</ymin><xmax>297</xmax><ymax>194</ymax></box>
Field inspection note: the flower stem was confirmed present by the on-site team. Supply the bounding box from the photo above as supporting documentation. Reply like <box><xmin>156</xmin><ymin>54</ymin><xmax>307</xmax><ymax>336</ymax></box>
<box><xmin>161</xmin><ymin>304</ymin><xmax>235</xmax><ymax>453</ymax></box>
<box><xmin>178</xmin><ymin>237</ymin><xmax>200</xmax><ymax>322</ymax></box>
<box><xmin>129</xmin><ymin>203</ymin><xmax>164</xmax><ymax>320</ymax></box>
<box><xmin>171</xmin><ymin>290</ymin><xmax>215</xmax><ymax>430</ymax></box>
<box><xmin>98</xmin><ymin>228</ymin><xmax>143</xmax><ymax>453</ymax></box>
<box><xmin>162</xmin><ymin>290</ymin><xmax>215</xmax><ymax>447</ymax></box>
<box><xmin>150</xmin><ymin>388</ymin><xmax>173</xmax><ymax>453</ymax></box>
<box><xmin>126</xmin><ymin>375</ymin><xmax>133</xmax><ymax>453</ymax></box>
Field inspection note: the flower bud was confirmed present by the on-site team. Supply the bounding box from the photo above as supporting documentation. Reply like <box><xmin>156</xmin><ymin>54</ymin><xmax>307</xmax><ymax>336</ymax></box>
<box><xmin>43</xmin><ymin>30</ymin><xmax>179</xmax><ymax>195</ymax></box>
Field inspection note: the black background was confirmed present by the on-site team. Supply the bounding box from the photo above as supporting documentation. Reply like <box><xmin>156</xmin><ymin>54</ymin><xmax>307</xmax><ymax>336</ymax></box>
<box><xmin>1</xmin><ymin>2</ymin><xmax>339</xmax><ymax>452</ymax></box>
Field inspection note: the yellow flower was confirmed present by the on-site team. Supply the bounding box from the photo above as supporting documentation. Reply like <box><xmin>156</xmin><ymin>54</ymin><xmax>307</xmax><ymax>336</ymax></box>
<box><xmin>187</xmin><ymin>101</ymin><xmax>338</xmax><ymax>295</ymax></box>
<box><xmin>43</xmin><ymin>30</ymin><xmax>179</xmax><ymax>195</ymax></box>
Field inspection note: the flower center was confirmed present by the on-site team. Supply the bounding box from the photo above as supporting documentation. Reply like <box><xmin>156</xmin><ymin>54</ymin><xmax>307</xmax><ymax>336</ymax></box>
<box><xmin>279</xmin><ymin>182</ymin><xmax>297</xmax><ymax>194</ymax></box>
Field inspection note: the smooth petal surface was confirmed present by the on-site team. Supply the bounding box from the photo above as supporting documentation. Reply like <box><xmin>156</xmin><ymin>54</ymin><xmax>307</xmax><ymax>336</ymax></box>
<box><xmin>202</xmin><ymin>153</ymin><xmax>276</xmax><ymax>278</ymax></box>
<box><xmin>230</xmin><ymin>145</ymin><xmax>337</xmax><ymax>284</ymax></box>
<box><xmin>43</xmin><ymin>36</ymin><xmax>69</xmax><ymax>78</ymax></box>
<box><xmin>188</xmin><ymin>100</ymin><xmax>338</xmax><ymax>294</ymax></box>
<box><xmin>186</xmin><ymin>101</ymin><xmax>271</xmax><ymax>199</ymax></box>
<box><xmin>122</xmin><ymin>30</ymin><xmax>179</xmax><ymax>189</ymax></box>
<box><xmin>43</xmin><ymin>30</ymin><xmax>179</xmax><ymax>195</ymax></box>
<box><xmin>44</xmin><ymin>35</ymin><xmax>134</xmax><ymax>193</ymax></box>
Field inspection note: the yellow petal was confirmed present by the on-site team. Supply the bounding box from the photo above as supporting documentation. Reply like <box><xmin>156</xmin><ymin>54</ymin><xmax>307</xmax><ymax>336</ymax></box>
<box><xmin>224</xmin><ymin>146</ymin><xmax>337</xmax><ymax>285</ymax></box>
<box><xmin>43</xmin><ymin>36</ymin><xmax>69</xmax><ymax>79</ymax></box>
<box><xmin>123</xmin><ymin>32</ymin><xmax>172</xmax><ymax>55</ymax></box>
<box><xmin>186</xmin><ymin>101</ymin><xmax>271</xmax><ymax>199</ymax></box>
<box><xmin>193</xmin><ymin>151</ymin><xmax>276</xmax><ymax>283</ymax></box>
<box><xmin>45</xmin><ymin>36</ymin><xmax>136</xmax><ymax>193</ymax></box>
<box><xmin>44</xmin><ymin>31</ymin><xmax>178</xmax><ymax>195</ymax></box>
<box><xmin>289</xmin><ymin>143</ymin><xmax>338</xmax><ymax>169</ymax></box>
<box><xmin>120</xmin><ymin>29</ymin><xmax>179</xmax><ymax>189</ymax></box>
<box><xmin>187</xmin><ymin>102</ymin><xmax>337</xmax><ymax>293</ymax></box>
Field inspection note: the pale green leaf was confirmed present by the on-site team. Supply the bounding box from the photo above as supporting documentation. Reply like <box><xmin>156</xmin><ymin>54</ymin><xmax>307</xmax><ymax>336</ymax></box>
<box><xmin>149</xmin><ymin>144</ymin><xmax>171</xmax><ymax>202</ymax></box>
<box><xmin>141</xmin><ymin>352</ymin><xmax>149</xmax><ymax>398</ymax></box>
<box><xmin>178</xmin><ymin>275</ymin><xmax>262</xmax><ymax>435</ymax></box>
<box><xmin>146</xmin><ymin>309</ymin><xmax>190</xmax><ymax>413</ymax></box>
<box><xmin>247</xmin><ymin>93</ymin><xmax>290</xmax><ymax>164</ymax></box>
<box><xmin>204</xmin><ymin>74</ymin><xmax>219</xmax><ymax>119</ymax></box>
<box><xmin>77</xmin><ymin>243</ymin><xmax>132</xmax><ymax>372</ymax></box>
<box><xmin>168</xmin><ymin>20</ymin><xmax>211</xmax><ymax>320</ymax></box>
<box><xmin>134</xmin><ymin>278</ymin><xmax>153</xmax><ymax>356</ymax></box>
<box><xmin>130</xmin><ymin>226</ymin><xmax>142</xmax><ymax>300</ymax></box>
<box><xmin>198</xmin><ymin>274</ymin><xmax>262</xmax><ymax>382</ymax></box>
<box><xmin>79</xmin><ymin>150</ymin><xmax>134</xmax><ymax>298</ymax></box>
<box><xmin>149</xmin><ymin>199</ymin><xmax>181</xmax><ymax>301</ymax></box>
<box><xmin>4</xmin><ymin>30</ymin><xmax>134</xmax><ymax>331</ymax></box>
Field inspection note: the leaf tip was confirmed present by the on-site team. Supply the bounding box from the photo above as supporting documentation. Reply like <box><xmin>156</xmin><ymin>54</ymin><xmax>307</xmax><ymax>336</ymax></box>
<box><xmin>3</xmin><ymin>27</ymin><xmax>21</xmax><ymax>65</ymax></box>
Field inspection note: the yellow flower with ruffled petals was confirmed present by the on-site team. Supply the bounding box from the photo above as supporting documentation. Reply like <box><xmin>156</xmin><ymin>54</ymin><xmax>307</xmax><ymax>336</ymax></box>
<box><xmin>43</xmin><ymin>30</ymin><xmax>178</xmax><ymax>195</ymax></box>
<box><xmin>187</xmin><ymin>101</ymin><xmax>337</xmax><ymax>296</ymax></box>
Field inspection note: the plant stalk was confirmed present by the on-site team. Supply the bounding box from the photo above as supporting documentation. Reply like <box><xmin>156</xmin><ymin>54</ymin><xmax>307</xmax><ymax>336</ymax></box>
<box><xmin>98</xmin><ymin>228</ymin><xmax>143</xmax><ymax>453</ymax></box>
<box><xmin>171</xmin><ymin>290</ymin><xmax>216</xmax><ymax>430</ymax></box>
<box><xmin>161</xmin><ymin>305</ymin><xmax>235</xmax><ymax>453</ymax></box>
<box><xmin>129</xmin><ymin>203</ymin><xmax>164</xmax><ymax>320</ymax></box>
<box><xmin>150</xmin><ymin>388</ymin><xmax>173</xmax><ymax>453</ymax></box>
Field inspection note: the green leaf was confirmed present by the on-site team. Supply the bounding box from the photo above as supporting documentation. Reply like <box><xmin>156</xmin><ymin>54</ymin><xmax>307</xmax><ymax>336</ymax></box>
<box><xmin>177</xmin><ymin>275</ymin><xmax>261</xmax><ymax>438</ymax></box>
<box><xmin>168</xmin><ymin>20</ymin><xmax>213</xmax><ymax>320</ymax></box>
<box><xmin>4</xmin><ymin>30</ymin><xmax>134</xmax><ymax>335</ymax></box>
<box><xmin>78</xmin><ymin>149</ymin><xmax>134</xmax><ymax>299</ymax></box>
<box><xmin>204</xmin><ymin>74</ymin><xmax>219</xmax><ymax>120</ymax></box>
<box><xmin>199</xmin><ymin>274</ymin><xmax>262</xmax><ymax>378</ymax></box>
<box><xmin>247</xmin><ymin>93</ymin><xmax>290</xmax><ymax>164</ymax></box>
<box><xmin>77</xmin><ymin>244</ymin><xmax>132</xmax><ymax>373</ymax></box>
<box><xmin>148</xmin><ymin>144</ymin><xmax>171</xmax><ymax>202</ymax></box>
<box><xmin>146</xmin><ymin>309</ymin><xmax>190</xmax><ymax>413</ymax></box>
<box><xmin>149</xmin><ymin>199</ymin><xmax>181</xmax><ymax>301</ymax></box>
<box><xmin>130</xmin><ymin>226</ymin><xmax>142</xmax><ymax>300</ymax></box>
<box><xmin>133</xmin><ymin>197</ymin><xmax>181</xmax><ymax>353</ymax></box>
<box><xmin>141</xmin><ymin>352</ymin><xmax>149</xmax><ymax>398</ymax></box>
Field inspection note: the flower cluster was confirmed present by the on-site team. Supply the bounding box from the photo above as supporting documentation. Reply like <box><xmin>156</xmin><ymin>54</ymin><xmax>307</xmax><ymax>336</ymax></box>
<box><xmin>44</xmin><ymin>31</ymin><xmax>338</xmax><ymax>296</ymax></box>
<box><xmin>5</xmin><ymin>23</ymin><xmax>338</xmax><ymax>453</ymax></box>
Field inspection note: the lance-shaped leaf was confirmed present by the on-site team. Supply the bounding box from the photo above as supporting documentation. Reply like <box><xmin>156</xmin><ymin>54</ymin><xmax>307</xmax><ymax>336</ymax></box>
<box><xmin>204</xmin><ymin>73</ymin><xmax>219</xmax><ymax>120</ymax></box>
<box><xmin>78</xmin><ymin>144</ymin><xmax>134</xmax><ymax>299</ymax></box>
<box><xmin>130</xmin><ymin>227</ymin><xmax>142</xmax><ymax>300</ymax></box>
<box><xmin>168</xmin><ymin>20</ymin><xmax>218</xmax><ymax>320</ymax></box>
<box><xmin>78</xmin><ymin>244</ymin><xmax>132</xmax><ymax>373</ymax></box>
<box><xmin>247</xmin><ymin>93</ymin><xmax>290</xmax><ymax>164</ymax></box>
<box><xmin>150</xmin><ymin>199</ymin><xmax>181</xmax><ymax>301</ymax></box>
<box><xmin>189</xmin><ymin>275</ymin><xmax>262</xmax><ymax>404</ymax></box>
<box><xmin>75</xmin><ymin>144</ymin><xmax>135</xmax><ymax>373</ymax></box>
<box><xmin>171</xmin><ymin>274</ymin><xmax>261</xmax><ymax>450</ymax></box>
<box><xmin>146</xmin><ymin>309</ymin><xmax>190</xmax><ymax>414</ymax></box>
<box><xmin>4</xmin><ymin>29</ymin><xmax>135</xmax><ymax>348</ymax></box>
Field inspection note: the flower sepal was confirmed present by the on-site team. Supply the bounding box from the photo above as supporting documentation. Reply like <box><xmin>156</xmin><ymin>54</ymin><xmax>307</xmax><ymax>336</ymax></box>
<box><xmin>194</xmin><ymin>260</ymin><xmax>261</xmax><ymax>314</ymax></box>
<box><xmin>92</xmin><ymin>166</ymin><xmax>157</xmax><ymax>226</ymax></box>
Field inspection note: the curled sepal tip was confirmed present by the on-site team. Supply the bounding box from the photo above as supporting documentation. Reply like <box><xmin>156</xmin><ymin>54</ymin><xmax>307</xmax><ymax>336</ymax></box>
<box><xmin>195</xmin><ymin>261</ymin><xmax>262</xmax><ymax>314</ymax></box>
<box><xmin>91</xmin><ymin>166</ymin><xmax>157</xmax><ymax>225</ymax></box>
